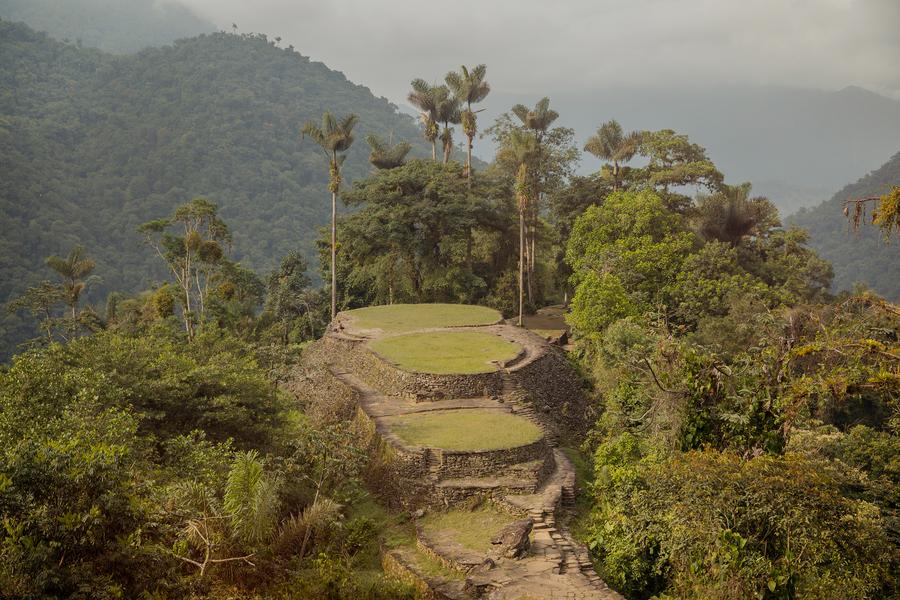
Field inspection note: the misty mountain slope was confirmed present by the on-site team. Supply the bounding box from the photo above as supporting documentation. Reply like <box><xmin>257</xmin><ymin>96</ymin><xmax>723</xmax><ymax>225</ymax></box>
<box><xmin>482</xmin><ymin>86</ymin><xmax>900</xmax><ymax>214</ymax></box>
<box><xmin>0</xmin><ymin>0</ymin><xmax>215</xmax><ymax>53</ymax></box>
<box><xmin>0</xmin><ymin>20</ymin><xmax>436</xmax><ymax>353</ymax></box>
<box><xmin>788</xmin><ymin>152</ymin><xmax>900</xmax><ymax>301</ymax></box>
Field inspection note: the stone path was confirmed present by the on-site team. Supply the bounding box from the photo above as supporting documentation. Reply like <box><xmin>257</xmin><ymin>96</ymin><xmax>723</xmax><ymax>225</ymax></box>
<box><xmin>329</xmin><ymin>368</ymin><xmax>621</xmax><ymax>599</ymax></box>
<box><xmin>320</xmin><ymin>312</ymin><xmax>621</xmax><ymax>599</ymax></box>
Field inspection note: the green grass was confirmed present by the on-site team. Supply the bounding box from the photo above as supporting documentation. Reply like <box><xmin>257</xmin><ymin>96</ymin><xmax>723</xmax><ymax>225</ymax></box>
<box><xmin>370</xmin><ymin>330</ymin><xmax>521</xmax><ymax>374</ymax></box>
<box><xmin>420</xmin><ymin>504</ymin><xmax>516</xmax><ymax>553</ymax></box>
<box><xmin>345</xmin><ymin>303</ymin><xmax>501</xmax><ymax>332</ymax></box>
<box><xmin>382</xmin><ymin>409</ymin><xmax>543</xmax><ymax>450</ymax></box>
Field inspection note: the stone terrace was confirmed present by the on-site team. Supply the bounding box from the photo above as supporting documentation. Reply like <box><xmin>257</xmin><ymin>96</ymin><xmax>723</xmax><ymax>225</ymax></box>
<box><xmin>309</xmin><ymin>305</ymin><xmax>620</xmax><ymax>600</ymax></box>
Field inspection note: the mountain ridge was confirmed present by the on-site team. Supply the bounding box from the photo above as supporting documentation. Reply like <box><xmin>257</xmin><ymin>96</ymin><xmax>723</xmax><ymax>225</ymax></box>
<box><xmin>788</xmin><ymin>151</ymin><xmax>900</xmax><ymax>300</ymax></box>
<box><xmin>0</xmin><ymin>20</ymin><xmax>441</xmax><ymax>355</ymax></box>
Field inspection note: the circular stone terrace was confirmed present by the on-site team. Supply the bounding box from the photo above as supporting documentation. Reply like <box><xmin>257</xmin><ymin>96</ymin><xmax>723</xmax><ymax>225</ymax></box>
<box><xmin>321</xmin><ymin>303</ymin><xmax>622</xmax><ymax>599</ymax></box>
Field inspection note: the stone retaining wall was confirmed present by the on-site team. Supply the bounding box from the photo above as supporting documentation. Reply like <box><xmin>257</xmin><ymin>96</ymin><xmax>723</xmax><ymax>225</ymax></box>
<box><xmin>321</xmin><ymin>334</ymin><xmax>504</xmax><ymax>400</ymax></box>
<box><xmin>510</xmin><ymin>346</ymin><xmax>594</xmax><ymax>436</ymax></box>
<box><xmin>438</xmin><ymin>439</ymin><xmax>549</xmax><ymax>479</ymax></box>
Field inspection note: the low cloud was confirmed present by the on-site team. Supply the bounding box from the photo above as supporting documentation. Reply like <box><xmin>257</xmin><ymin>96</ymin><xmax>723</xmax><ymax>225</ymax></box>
<box><xmin>181</xmin><ymin>0</ymin><xmax>900</xmax><ymax>102</ymax></box>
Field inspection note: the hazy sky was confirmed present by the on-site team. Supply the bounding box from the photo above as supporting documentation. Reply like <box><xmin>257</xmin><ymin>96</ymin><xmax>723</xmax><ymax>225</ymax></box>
<box><xmin>180</xmin><ymin>0</ymin><xmax>900</xmax><ymax>103</ymax></box>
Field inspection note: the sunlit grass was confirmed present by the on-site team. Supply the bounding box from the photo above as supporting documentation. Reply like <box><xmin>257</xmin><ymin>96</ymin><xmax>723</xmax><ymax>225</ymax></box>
<box><xmin>345</xmin><ymin>303</ymin><xmax>501</xmax><ymax>332</ymax></box>
<box><xmin>382</xmin><ymin>409</ymin><xmax>542</xmax><ymax>450</ymax></box>
<box><xmin>420</xmin><ymin>504</ymin><xmax>516</xmax><ymax>553</ymax></box>
<box><xmin>370</xmin><ymin>330</ymin><xmax>521</xmax><ymax>374</ymax></box>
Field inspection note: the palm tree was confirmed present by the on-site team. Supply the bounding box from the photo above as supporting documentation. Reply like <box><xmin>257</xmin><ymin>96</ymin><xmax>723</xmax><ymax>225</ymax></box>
<box><xmin>301</xmin><ymin>112</ymin><xmax>358</xmax><ymax>320</ymax></box>
<box><xmin>435</xmin><ymin>86</ymin><xmax>460</xmax><ymax>164</ymax></box>
<box><xmin>583</xmin><ymin>120</ymin><xmax>641</xmax><ymax>190</ymax></box>
<box><xmin>445</xmin><ymin>64</ymin><xmax>490</xmax><ymax>178</ymax></box>
<box><xmin>45</xmin><ymin>245</ymin><xmax>95</xmax><ymax>319</ymax></box>
<box><xmin>407</xmin><ymin>79</ymin><xmax>442</xmax><ymax>161</ymax></box>
<box><xmin>511</xmin><ymin>97</ymin><xmax>559</xmax><ymax>297</ymax></box>
<box><xmin>693</xmin><ymin>183</ymin><xmax>780</xmax><ymax>246</ymax></box>
<box><xmin>365</xmin><ymin>134</ymin><xmax>411</xmax><ymax>170</ymax></box>
<box><xmin>499</xmin><ymin>129</ymin><xmax>539</xmax><ymax>326</ymax></box>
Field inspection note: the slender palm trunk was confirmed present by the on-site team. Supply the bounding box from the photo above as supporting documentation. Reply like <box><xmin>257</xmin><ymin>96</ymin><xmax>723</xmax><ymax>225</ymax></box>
<box><xmin>466</xmin><ymin>135</ymin><xmax>473</xmax><ymax>179</ymax></box>
<box><xmin>431</xmin><ymin>140</ymin><xmax>436</xmax><ymax>161</ymax></box>
<box><xmin>518</xmin><ymin>207</ymin><xmax>525</xmax><ymax>327</ymax></box>
<box><xmin>330</xmin><ymin>188</ymin><xmax>337</xmax><ymax>320</ymax></box>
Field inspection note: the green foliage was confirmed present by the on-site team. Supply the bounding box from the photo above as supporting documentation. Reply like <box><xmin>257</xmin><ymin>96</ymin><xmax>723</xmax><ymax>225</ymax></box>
<box><xmin>566</xmin><ymin>190</ymin><xmax>696</xmax><ymax>315</ymax></box>
<box><xmin>0</xmin><ymin>20</ymin><xmax>437</xmax><ymax>356</ymax></box>
<box><xmin>335</xmin><ymin>160</ymin><xmax>518</xmax><ymax>307</ymax></box>
<box><xmin>789</xmin><ymin>151</ymin><xmax>900</xmax><ymax>301</ymax></box>
<box><xmin>224</xmin><ymin>451</ymin><xmax>281</xmax><ymax>546</ymax></box>
<box><xmin>587</xmin><ymin>447</ymin><xmax>896</xmax><ymax>599</ymax></box>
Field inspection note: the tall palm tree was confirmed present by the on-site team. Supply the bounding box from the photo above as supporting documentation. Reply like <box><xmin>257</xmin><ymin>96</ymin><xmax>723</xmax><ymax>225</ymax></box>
<box><xmin>499</xmin><ymin>129</ymin><xmax>539</xmax><ymax>326</ymax></box>
<box><xmin>445</xmin><ymin>64</ymin><xmax>490</xmax><ymax>178</ymax></box>
<box><xmin>583</xmin><ymin>119</ymin><xmax>641</xmax><ymax>190</ymax></box>
<box><xmin>301</xmin><ymin>112</ymin><xmax>358</xmax><ymax>320</ymax></box>
<box><xmin>407</xmin><ymin>79</ymin><xmax>442</xmax><ymax>161</ymax></box>
<box><xmin>45</xmin><ymin>245</ymin><xmax>95</xmax><ymax>319</ymax></box>
<box><xmin>365</xmin><ymin>134</ymin><xmax>411</xmax><ymax>170</ymax></box>
<box><xmin>435</xmin><ymin>86</ymin><xmax>460</xmax><ymax>164</ymax></box>
<box><xmin>510</xmin><ymin>97</ymin><xmax>559</xmax><ymax>297</ymax></box>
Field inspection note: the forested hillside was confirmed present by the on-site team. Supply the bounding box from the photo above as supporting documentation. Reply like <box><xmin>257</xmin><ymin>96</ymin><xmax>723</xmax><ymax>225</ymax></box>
<box><xmin>0</xmin><ymin>20</ymin><xmax>437</xmax><ymax>355</ymax></box>
<box><xmin>0</xmin><ymin>0</ymin><xmax>214</xmax><ymax>53</ymax></box>
<box><xmin>789</xmin><ymin>152</ymin><xmax>900</xmax><ymax>300</ymax></box>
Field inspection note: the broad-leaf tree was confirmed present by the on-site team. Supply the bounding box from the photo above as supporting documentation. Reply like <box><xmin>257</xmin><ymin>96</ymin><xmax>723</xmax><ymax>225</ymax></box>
<box><xmin>138</xmin><ymin>197</ymin><xmax>231</xmax><ymax>340</ymax></box>
<box><xmin>445</xmin><ymin>64</ymin><xmax>490</xmax><ymax>178</ymax></box>
<box><xmin>301</xmin><ymin>112</ymin><xmax>359</xmax><ymax>320</ymax></box>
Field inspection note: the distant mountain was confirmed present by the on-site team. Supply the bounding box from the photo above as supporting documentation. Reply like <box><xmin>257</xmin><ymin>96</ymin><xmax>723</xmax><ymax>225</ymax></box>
<box><xmin>0</xmin><ymin>20</ymin><xmax>442</xmax><ymax>355</ymax></box>
<box><xmin>788</xmin><ymin>152</ymin><xmax>900</xmax><ymax>301</ymax></box>
<box><xmin>0</xmin><ymin>0</ymin><xmax>215</xmax><ymax>53</ymax></box>
<box><xmin>479</xmin><ymin>86</ymin><xmax>900</xmax><ymax>215</ymax></box>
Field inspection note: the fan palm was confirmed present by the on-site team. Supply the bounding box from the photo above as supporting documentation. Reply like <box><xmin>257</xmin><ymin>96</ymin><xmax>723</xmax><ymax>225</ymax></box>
<box><xmin>301</xmin><ymin>112</ymin><xmax>358</xmax><ymax>319</ymax></box>
<box><xmin>45</xmin><ymin>245</ymin><xmax>95</xmax><ymax>319</ymax></box>
<box><xmin>499</xmin><ymin>129</ymin><xmax>539</xmax><ymax>326</ymax></box>
<box><xmin>445</xmin><ymin>64</ymin><xmax>490</xmax><ymax>177</ymax></box>
<box><xmin>365</xmin><ymin>134</ymin><xmax>412</xmax><ymax>170</ymax></box>
<box><xmin>407</xmin><ymin>79</ymin><xmax>443</xmax><ymax>161</ymax></box>
<box><xmin>583</xmin><ymin>120</ymin><xmax>641</xmax><ymax>190</ymax></box>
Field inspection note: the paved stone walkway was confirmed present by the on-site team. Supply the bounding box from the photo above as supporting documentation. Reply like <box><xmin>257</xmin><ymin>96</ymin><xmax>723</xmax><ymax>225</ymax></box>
<box><xmin>328</xmin><ymin>336</ymin><xmax>623</xmax><ymax>599</ymax></box>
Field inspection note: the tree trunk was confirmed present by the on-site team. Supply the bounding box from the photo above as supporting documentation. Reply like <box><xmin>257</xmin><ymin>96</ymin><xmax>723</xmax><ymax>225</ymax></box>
<box><xmin>331</xmin><ymin>189</ymin><xmax>337</xmax><ymax>321</ymax></box>
<box><xmin>518</xmin><ymin>208</ymin><xmax>525</xmax><ymax>327</ymax></box>
<box><xmin>431</xmin><ymin>139</ymin><xmax>436</xmax><ymax>161</ymax></box>
<box><xmin>466</xmin><ymin>135</ymin><xmax>473</xmax><ymax>179</ymax></box>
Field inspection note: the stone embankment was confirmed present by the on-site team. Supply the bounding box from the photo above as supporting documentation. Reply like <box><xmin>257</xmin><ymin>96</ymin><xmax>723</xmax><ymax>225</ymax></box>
<box><xmin>298</xmin><ymin>306</ymin><xmax>621</xmax><ymax>600</ymax></box>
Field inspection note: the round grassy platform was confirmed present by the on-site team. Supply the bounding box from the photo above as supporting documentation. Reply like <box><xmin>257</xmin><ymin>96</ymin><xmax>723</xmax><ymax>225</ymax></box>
<box><xmin>369</xmin><ymin>330</ymin><xmax>521</xmax><ymax>374</ymax></box>
<box><xmin>344</xmin><ymin>303</ymin><xmax>501</xmax><ymax>333</ymax></box>
<box><xmin>382</xmin><ymin>409</ymin><xmax>542</xmax><ymax>451</ymax></box>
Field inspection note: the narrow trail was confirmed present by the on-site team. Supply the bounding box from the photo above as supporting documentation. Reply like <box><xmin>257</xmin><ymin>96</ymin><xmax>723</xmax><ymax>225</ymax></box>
<box><xmin>328</xmin><ymin>335</ymin><xmax>622</xmax><ymax>599</ymax></box>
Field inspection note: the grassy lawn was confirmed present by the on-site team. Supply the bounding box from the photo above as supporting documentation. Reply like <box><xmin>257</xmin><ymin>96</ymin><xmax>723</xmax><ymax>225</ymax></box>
<box><xmin>420</xmin><ymin>504</ymin><xmax>516</xmax><ymax>553</ymax></box>
<box><xmin>382</xmin><ymin>409</ymin><xmax>542</xmax><ymax>450</ymax></box>
<box><xmin>370</xmin><ymin>330</ymin><xmax>521</xmax><ymax>374</ymax></box>
<box><xmin>345</xmin><ymin>303</ymin><xmax>501</xmax><ymax>332</ymax></box>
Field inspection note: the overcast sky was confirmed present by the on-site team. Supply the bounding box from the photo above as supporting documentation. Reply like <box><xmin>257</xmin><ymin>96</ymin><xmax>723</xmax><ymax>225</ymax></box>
<box><xmin>179</xmin><ymin>0</ymin><xmax>900</xmax><ymax>103</ymax></box>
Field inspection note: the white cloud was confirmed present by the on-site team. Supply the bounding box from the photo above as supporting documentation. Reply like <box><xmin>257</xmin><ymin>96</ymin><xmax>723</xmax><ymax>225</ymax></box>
<box><xmin>181</xmin><ymin>0</ymin><xmax>900</xmax><ymax>102</ymax></box>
